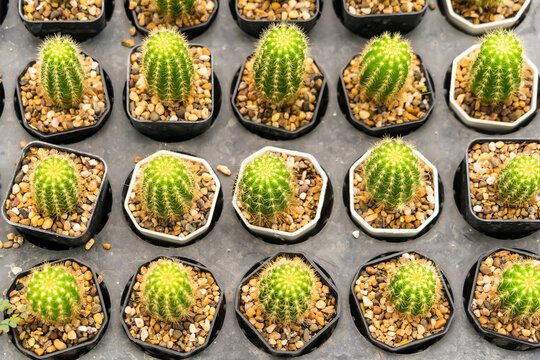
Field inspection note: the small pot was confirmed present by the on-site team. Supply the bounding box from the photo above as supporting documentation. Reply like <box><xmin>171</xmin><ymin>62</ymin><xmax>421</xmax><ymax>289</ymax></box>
<box><xmin>232</xmin><ymin>146</ymin><xmax>332</xmax><ymax>244</ymax></box>
<box><xmin>228</xmin><ymin>0</ymin><xmax>322</xmax><ymax>37</ymax></box>
<box><xmin>6</xmin><ymin>257</ymin><xmax>111</xmax><ymax>360</ymax></box>
<box><xmin>337</xmin><ymin>53</ymin><xmax>435</xmax><ymax>137</ymax></box>
<box><xmin>124</xmin><ymin>45</ymin><xmax>221</xmax><ymax>142</ymax></box>
<box><xmin>462</xmin><ymin>247</ymin><xmax>540</xmax><ymax>351</ymax></box>
<box><xmin>235</xmin><ymin>251</ymin><xmax>340</xmax><ymax>357</ymax></box>
<box><xmin>230</xmin><ymin>56</ymin><xmax>328</xmax><ymax>140</ymax></box>
<box><xmin>122</xmin><ymin>150</ymin><xmax>223</xmax><ymax>247</ymax></box>
<box><xmin>0</xmin><ymin>0</ymin><xmax>8</xmax><ymax>25</ymax></box>
<box><xmin>350</xmin><ymin>250</ymin><xmax>455</xmax><ymax>354</ymax></box>
<box><xmin>120</xmin><ymin>256</ymin><xmax>226</xmax><ymax>359</ymax></box>
<box><xmin>446</xmin><ymin>44</ymin><xmax>539</xmax><ymax>133</ymax></box>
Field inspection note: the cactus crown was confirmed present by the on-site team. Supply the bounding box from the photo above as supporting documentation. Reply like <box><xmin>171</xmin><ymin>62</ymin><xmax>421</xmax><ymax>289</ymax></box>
<box><xmin>142</xmin><ymin>29</ymin><xmax>195</xmax><ymax>102</ymax></box>
<box><xmin>38</xmin><ymin>35</ymin><xmax>86</xmax><ymax>108</ymax></box>
<box><xmin>469</xmin><ymin>31</ymin><xmax>523</xmax><ymax>104</ymax></box>
<box><xmin>497</xmin><ymin>260</ymin><xmax>540</xmax><ymax>319</ymax></box>
<box><xmin>142</xmin><ymin>259</ymin><xmax>195</xmax><ymax>323</ymax></box>
<box><xmin>257</xmin><ymin>257</ymin><xmax>316</xmax><ymax>322</ymax></box>
<box><xmin>496</xmin><ymin>155</ymin><xmax>540</xmax><ymax>205</ymax></box>
<box><xmin>358</xmin><ymin>32</ymin><xmax>412</xmax><ymax>103</ymax></box>
<box><xmin>364</xmin><ymin>138</ymin><xmax>422</xmax><ymax>209</ymax></box>
<box><xmin>253</xmin><ymin>24</ymin><xmax>308</xmax><ymax>105</ymax></box>
<box><xmin>141</xmin><ymin>155</ymin><xmax>195</xmax><ymax>218</ymax></box>
<box><xmin>152</xmin><ymin>0</ymin><xmax>195</xmax><ymax>16</ymax></box>
<box><xmin>31</xmin><ymin>156</ymin><xmax>82</xmax><ymax>217</ymax></box>
<box><xmin>26</xmin><ymin>264</ymin><xmax>82</xmax><ymax>324</ymax></box>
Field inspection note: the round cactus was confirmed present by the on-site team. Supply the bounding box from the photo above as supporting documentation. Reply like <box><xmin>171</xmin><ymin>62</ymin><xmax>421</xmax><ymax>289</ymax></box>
<box><xmin>141</xmin><ymin>155</ymin><xmax>195</xmax><ymax>218</ymax></box>
<box><xmin>496</xmin><ymin>155</ymin><xmax>540</xmax><ymax>205</ymax></box>
<box><xmin>152</xmin><ymin>0</ymin><xmax>195</xmax><ymax>16</ymax></box>
<box><xmin>497</xmin><ymin>261</ymin><xmax>540</xmax><ymax>319</ymax></box>
<box><xmin>253</xmin><ymin>24</ymin><xmax>308</xmax><ymax>105</ymax></box>
<box><xmin>38</xmin><ymin>35</ymin><xmax>86</xmax><ymax>108</ymax></box>
<box><xmin>470</xmin><ymin>31</ymin><xmax>523</xmax><ymax>104</ymax></box>
<box><xmin>358</xmin><ymin>32</ymin><xmax>412</xmax><ymax>103</ymax></box>
<box><xmin>142</xmin><ymin>29</ymin><xmax>195</xmax><ymax>102</ymax></box>
<box><xmin>364</xmin><ymin>139</ymin><xmax>422</xmax><ymax>209</ymax></box>
<box><xmin>31</xmin><ymin>156</ymin><xmax>82</xmax><ymax>216</ymax></box>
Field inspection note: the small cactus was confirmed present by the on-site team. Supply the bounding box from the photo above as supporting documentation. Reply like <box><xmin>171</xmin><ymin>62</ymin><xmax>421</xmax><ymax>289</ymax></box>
<box><xmin>358</xmin><ymin>32</ymin><xmax>412</xmax><ymax>103</ymax></box>
<box><xmin>31</xmin><ymin>156</ymin><xmax>82</xmax><ymax>217</ymax></box>
<box><xmin>253</xmin><ymin>24</ymin><xmax>308</xmax><ymax>105</ymax></box>
<box><xmin>141</xmin><ymin>155</ymin><xmax>195</xmax><ymax>218</ymax></box>
<box><xmin>142</xmin><ymin>29</ymin><xmax>195</xmax><ymax>102</ymax></box>
<box><xmin>364</xmin><ymin>139</ymin><xmax>422</xmax><ymax>209</ymax></box>
<box><xmin>496</xmin><ymin>155</ymin><xmax>540</xmax><ymax>205</ymax></box>
<box><xmin>142</xmin><ymin>259</ymin><xmax>195</xmax><ymax>322</ymax></box>
<box><xmin>476</xmin><ymin>0</ymin><xmax>503</xmax><ymax>7</ymax></box>
<box><xmin>38</xmin><ymin>35</ymin><xmax>86</xmax><ymax>108</ymax></box>
<box><xmin>497</xmin><ymin>261</ymin><xmax>540</xmax><ymax>319</ymax></box>
<box><xmin>470</xmin><ymin>31</ymin><xmax>523</xmax><ymax>104</ymax></box>
<box><xmin>152</xmin><ymin>0</ymin><xmax>196</xmax><ymax>16</ymax></box>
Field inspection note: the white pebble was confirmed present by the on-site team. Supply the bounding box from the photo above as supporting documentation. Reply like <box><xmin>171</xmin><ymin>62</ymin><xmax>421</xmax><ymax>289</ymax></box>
<box><xmin>473</xmin><ymin>205</ymin><xmax>482</xmax><ymax>212</ymax></box>
<box><xmin>486</xmin><ymin>176</ymin><xmax>496</xmax><ymax>185</ymax></box>
<box><xmin>352</xmin><ymin>230</ymin><xmax>360</xmax><ymax>239</ymax></box>
<box><xmin>134</xmin><ymin>318</ymin><xmax>144</xmax><ymax>328</ymax></box>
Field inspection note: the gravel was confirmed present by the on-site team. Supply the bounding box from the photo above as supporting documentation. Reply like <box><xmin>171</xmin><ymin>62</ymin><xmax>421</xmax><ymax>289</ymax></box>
<box><xmin>237</xmin><ymin>0</ymin><xmax>316</xmax><ymax>21</ymax></box>
<box><xmin>346</xmin><ymin>0</ymin><xmax>425</xmax><ymax>15</ymax></box>
<box><xmin>22</xmin><ymin>0</ymin><xmax>102</xmax><ymax>21</ymax></box>
<box><xmin>450</xmin><ymin>0</ymin><xmax>525</xmax><ymax>25</ymax></box>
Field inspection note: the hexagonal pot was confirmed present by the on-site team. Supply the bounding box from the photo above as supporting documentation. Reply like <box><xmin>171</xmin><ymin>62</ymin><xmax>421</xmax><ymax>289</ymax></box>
<box><xmin>463</xmin><ymin>247</ymin><xmax>540</xmax><ymax>351</ymax></box>
<box><xmin>120</xmin><ymin>256</ymin><xmax>226</xmax><ymax>359</ymax></box>
<box><xmin>235</xmin><ymin>251</ymin><xmax>340</xmax><ymax>357</ymax></box>
<box><xmin>232</xmin><ymin>146</ymin><xmax>333</xmax><ymax>244</ymax></box>
<box><xmin>350</xmin><ymin>250</ymin><xmax>455</xmax><ymax>354</ymax></box>
<box><xmin>6</xmin><ymin>257</ymin><xmax>111</xmax><ymax>360</ymax></box>
<box><xmin>446</xmin><ymin>44</ymin><xmax>539</xmax><ymax>133</ymax></box>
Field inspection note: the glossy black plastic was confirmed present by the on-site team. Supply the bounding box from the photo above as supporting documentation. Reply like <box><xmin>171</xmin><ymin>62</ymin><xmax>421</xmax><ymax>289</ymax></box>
<box><xmin>0</xmin><ymin>80</ymin><xmax>5</xmax><ymax>120</ymax></box>
<box><xmin>0</xmin><ymin>0</ymin><xmax>8</xmax><ymax>25</ymax></box>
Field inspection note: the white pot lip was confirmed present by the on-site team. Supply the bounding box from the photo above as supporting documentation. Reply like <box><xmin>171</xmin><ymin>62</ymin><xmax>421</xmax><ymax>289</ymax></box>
<box><xmin>348</xmin><ymin>148</ymin><xmax>440</xmax><ymax>238</ymax></box>
<box><xmin>232</xmin><ymin>146</ymin><xmax>329</xmax><ymax>242</ymax></box>
<box><xmin>449</xmin><ymin>44</ymin><xmax>539</xmax><ymax>131</ymax></box>
<box><xmin>443</xmin><ymin>0</ymin><xmax>531</xmax><ymax>34</ymax></box>
<box><xmin>123</xmin><ymin>150</ymin><xmax>221</xmax><ymax>245</ymax></box>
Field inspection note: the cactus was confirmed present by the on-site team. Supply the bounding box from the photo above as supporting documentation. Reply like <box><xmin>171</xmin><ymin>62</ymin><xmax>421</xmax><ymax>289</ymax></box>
<box><xmin>257</xmin><ymin>257</ymin><xmax>316</xmax><ymax>322</ymax></box>
<box><xmin>496</xmin><ymin>155</ymin><xmax>540</xmax><ymax>205</ymax></box>
<box><xmin>238</xmin><ymin>155</ymin><xmax>294</xmax><ymax>217</ymax></box>
<box><xmin>26</xmin><ymin>264</ymin><xmax>82</xmax><ymax>323</ymax></box>
<box><xmin>141</xmin><ymin>155</ymin><xmax>195</xmax><ymax>218</ymax></box>
<box><xmin>152</xmin><ymin>0</ymin><xmax>196</xmax><ymax>16</ymax></box>
<box><xmin>470</xmin><ymin>31</ymin><xmax>523</xmax><ymax>104</ymax></box>
<box><xmin>497</xmin><ymin>261</ymin><xmax>540</xmax><ymax>319</ymax></box>
<box><xmin>252</xmin><ymin>24</ymin><xmax>308</xmax><ymax>105</ymax></box>
<box><xmin>38</xmin><ymin>35</ymin><xmax>86</xmax><ymax>108</ymax></box>
<box><xmin>357</xmin><ymin>32</ymin><xmax>412</xmax><ymax>103</ymax></box>
<box><xmin>142</xmin><ymin>29</ymin><xmax>195</xmax><ymax>102</ymax></box>
<box><xmin>31</xmin><ymin>156</ymin><xmax>82</xmax><ymax>217</ymax></box>
<box><xmin>476</xmin><ymin>0</ymin><xmax>504</xmax><ymax>7</ymax></box>
<box><xmin>142</xmin><ymin>259</ymin><xmax>195</xmax><ymax>322</ymax></box>
<box><xmin>364</xmin><ymin>139</ymin><xmax>422</xmax><ymax>209</ymax></box>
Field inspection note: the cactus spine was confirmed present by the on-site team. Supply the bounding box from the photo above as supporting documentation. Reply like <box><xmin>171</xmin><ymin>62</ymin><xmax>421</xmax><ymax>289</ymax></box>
<box><xmin>152</xmin><ymin>0</ymin><xmax>196</xmax><ymax>16</ymax></box>
<box><xmin>496</xmin><ymin>155</ymin><xmax>540</xmax><ymax>205</ymax></box>
<box><xmin>497</xmin><ymin>261</ymin><xmax>540</xmax><ymax>319</ymax></box>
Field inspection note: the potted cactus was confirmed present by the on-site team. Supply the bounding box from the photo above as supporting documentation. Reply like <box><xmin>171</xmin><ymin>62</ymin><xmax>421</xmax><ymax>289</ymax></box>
<box><xmin>231</xmin><ymin>23</ymin><xmax>328</xmax><ymax>140</ymax></box>
<box><xmin>345</xmin><ymin>138</ymin><xmax>441</xmax><ymax>240</ymax></box>
<box><xmin>120</xmin><ymin>256</ymin><xmax>226</xmax><ymax>358</ymax></box>
<box><xmin>236</xmin><ymin>251</ymin><xmax>340</xmax><ymax>356</ymax></box>
<box><xmin>232</xmin><ymin>146</ymin><xmax>332</xmax><ymax>243</ymax></box>
<box><xmin>6</xmin><ymin>258</ymin><xmax>111</xmax><ymax>359</ymax></box>
<box><xmin>338</xmin><ymin>33</ymin><xmax>435</xmax><ymax>137</ymax></box>
<box><xmin>447</xmin><ymin>31</ymin><xmax>538</xmax><ymax>133</ymax></box>
<box><xmin>124</xmin><ymin>29</ymin><xmax>220</xmax><ymax>142</ymax></box>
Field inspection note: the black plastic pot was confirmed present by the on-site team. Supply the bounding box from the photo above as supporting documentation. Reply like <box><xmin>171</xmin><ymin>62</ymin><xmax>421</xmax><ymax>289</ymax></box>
<box><xmin>230</xmin><ymin>57</ymin><xmax>328</xmax><ymax>140</ymax></box>
<box><xmin>14</xmin><ymin>55</ymin><xmax>114</xmax><ymax>144</ymax></box>
<box><xmin>463</xmin><ymin>247</ymin><xmax>540</xmax><ymax>351</ymax></box>
<box><xmin>235</xmin><ymin>251</ymin><xmax>340</xmax><ymax>357</ymax></box>
<box><xmin>6</xmin><ymin>258</ymin><xmax>111</xmax><ymax>360</ymax></box>
<box><xmin>453</xmin><ymin>138</ymin><xmax>540</xmax><ymax>239</ymax></box>
<box><xmin>338</xmin><ymin>53</ymin><xmax>435</xmax><ymax>137</ymax></box>
<box><xmin>124</xmin><ymin>45</ymin><xmax>221</xmax><ymax>142</ymax></box>
<box><xmin>350</xmin><ymin>250</ymin><xmax>455</xmax><ymax>354</ymax></box>
<box><xmin>0</xmin><ymin>0</ymin><xmax>8</xmax><ymax>26</ymax></box>
<box><xmin>0</xmin><ymin>79</ymin><xmax>5</xmax><ymax>120</ymax></box>
<box><xmin>18</xmin><ymin>0</ymin><xmax>114</xmax><ymax>40</ymax></box>
<box><xmin>120</xmin><ymin>256</ymin><xmax>226</xmax><ymax>359</ymax></box>
<box><xmin>1</xmin><ymin>141</ymin><xmax>112</xmax><ymax>250</ymax></box>
<box><xmin>228</xmin><ymin>0</ymin><xmax>322</xmax><ymax>37</ymax></box>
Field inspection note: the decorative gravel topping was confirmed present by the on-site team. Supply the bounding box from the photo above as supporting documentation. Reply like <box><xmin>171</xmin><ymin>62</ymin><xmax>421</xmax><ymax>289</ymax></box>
<box><xmin>346</xmin><ymin>0</ymin><xmax>425</xmax><ymax>15</ymax></box>
<box><xmin>450</xmin><ymin>0</ymin><xmax>525</xmax><ymax>25</ymax></box>
<box><xmin>22</xmin><ymin>0</ymin><xmax>103</xmax><ymax>21</ymax></box>
<box><xmin>237</xmin><ymin>0</ymin><xmax>316</xmax><ymax>21</ymax></box>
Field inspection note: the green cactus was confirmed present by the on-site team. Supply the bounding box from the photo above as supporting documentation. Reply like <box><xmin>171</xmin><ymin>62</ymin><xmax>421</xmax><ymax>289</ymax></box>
<box><xmin>364</xmin><ymin>139</ymin><xmax>422</xmax><ymax>209</ymax></box>
<box><xmin>26</xmin><ymin>264</ymin><xmax>82</xmax><ymax>323</ymax></box>
<box><xmin>257</xmin><ymin>257</ymin><xmax>316</xmax><ymax>322</ymax></box>
<box><xmin>470</xmin><ymin>31</ymin><xmax>523</xmax><ymax>104</ymax></box>
<box><xmin>357</xmin><ymin>32</ymin><xmax>412</xmax><ymax>103</ymax></box>
<box><xmin>38</xmin><ymin>35</ymin><xmax>86</xmax><ymax>108</ymax></box>
<box><xmin>141</xmin><ymin>155</ymin><xmax>195</xmax><ymax>218</ymax></box>
<box><xmin>31</xmin><ymin>156</ymin><xmax>82</xmax><ymax>217</ymax></box>
<box><xmin>496</xmin><ymin>155</ymin><xmax>540</xmax><ymax>205</ymax></box>
<box><xmin>476</xmin><ymin>0</ymin><xmax>504</xmax><ymax>7</ymax></box>
<box><xmin>497</xmin><ymin>261</ymin><xmax>540</xmax><ymax>319</ymax></box>
<box><xmin>142</xmin><ymin>259</ymin><xmax>195</xmax><ymax>322</ymax></box>
<box><xmin>253</xmin><ymin>24</ymin><xmax>308</xmax><ymax>105</ymax></box>
<box><xmin>142</xmin><ymin>29</ymin><xmax>195</xmax><ymax>102</ymax></box>
<box><xmin>152</xmin><ymin>0</ymin><xmax>196</xmax><ymax>16</ymax></box>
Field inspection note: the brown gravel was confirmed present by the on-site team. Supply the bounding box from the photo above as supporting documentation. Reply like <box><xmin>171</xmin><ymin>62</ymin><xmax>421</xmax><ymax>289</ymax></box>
<box><xmin>23</xmin><ymin>0</ymin><xmax>102</xmax><ymax>21</ymax></box>
<box><xmin>1</xmin><ymin>233</ymin><xmax>24</xmax><ymax>249</ymax></box>
<box><xmin>237</xmin><ymin>0</ymin><xmax>316</xmax><ymax>21</ymax></box>
<box><xmin>451</xmin><ymin>0</ymin><xmax>525</xmax><ymax>24</ymax></box>
<box><xmin>346</xmin><ymin>0</ymin><xmax>425</xmax><ymax>15</ymax></box>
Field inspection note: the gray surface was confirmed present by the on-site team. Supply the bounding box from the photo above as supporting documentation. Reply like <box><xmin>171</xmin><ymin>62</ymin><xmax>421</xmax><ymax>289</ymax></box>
<box><xmin>0</xmin><ymin>0</ymin><xmax>539</xmax><ymax>359</ymax></box>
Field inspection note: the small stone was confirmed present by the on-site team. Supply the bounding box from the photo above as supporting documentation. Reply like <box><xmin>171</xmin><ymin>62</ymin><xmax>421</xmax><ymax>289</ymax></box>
<box><xmin>54</xmin><ymin>339</ymin><xmax>66</xmax><ymax>350</ymax></box>
<box><xmin>103</xmin><ymin>243</ymin><xmax>111</xmax><ymax>250</ymax></box>
<box><xmin>85</xmin><ymin>238</ymin><xmax>95</xmax><ymax>250</ymax></box>
<box><xmin>121</xmin><ymin>39</ymin><xmax>135</xmax><ymax>48</ymax></box>
<box><xmin>352</xmin><ymin>230</ymin><xmax>360</xmax><ymax>238</ymax></box>
<box><xmin>217</xmin><ymin>165</ymin><xmax>231</xmax><ymax>176</ymax></box>
<box><xmin>134</xmin><ymin>318</ymin><xmax>144</xmax><ymax>328</ymax></box>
